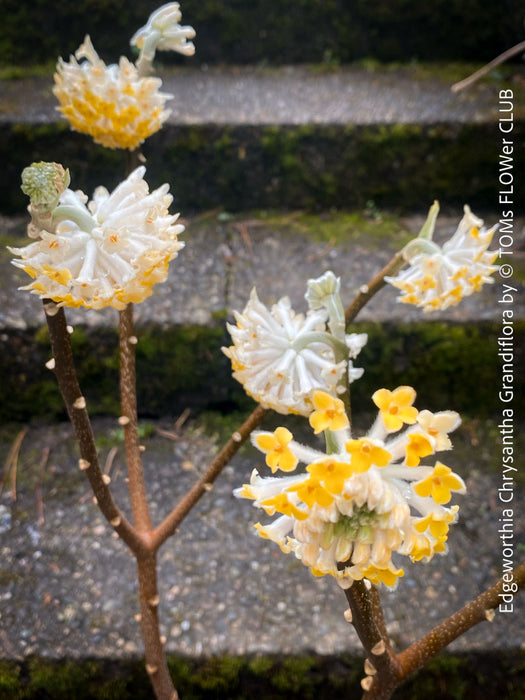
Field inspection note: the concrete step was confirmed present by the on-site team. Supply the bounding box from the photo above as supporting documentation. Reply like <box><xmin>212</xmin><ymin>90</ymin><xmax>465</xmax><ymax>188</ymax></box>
<box><xmin>1</xmin><ymin>65</ymin><xmax>524</xmax><ymax>214</ymax></box>
<box><xmin>1</xmin><ymin>209</ymin><xmax>524</xmax><ymax>421</ymax></box>
<box><xmin>0</xmin><ymin>415</ymin><xmax>523</xmax><ymax>696</ymax></box>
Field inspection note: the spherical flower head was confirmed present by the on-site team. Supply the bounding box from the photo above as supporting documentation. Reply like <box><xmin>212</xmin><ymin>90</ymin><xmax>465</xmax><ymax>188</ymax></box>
<box><xmin>131</xmin><ymin>3</ymin><xmax>196</xmax><ymax>66</ymax></box>
<box><xmin>10</xmin><ymin>166</ymin><xmax>184</xmax><ymax>310</ymax></box>
<box><xmin>222</xmin><ymin>288</ymin><xmax>365</xmax><ymax>416</ymax></box>
<box><xmin>53</xmin><ymin>36</ymin><xmax>173</xmax><ymax>150</ymax></box>
<box><xmin>236</xmin><ymin>388</ymin><xmax>465</xmax><ymax>588</ymax></box>
<box><xmin>385</xmin><ymin>205</ymin><xmax>498</xmax><ymax>312</ymax></box>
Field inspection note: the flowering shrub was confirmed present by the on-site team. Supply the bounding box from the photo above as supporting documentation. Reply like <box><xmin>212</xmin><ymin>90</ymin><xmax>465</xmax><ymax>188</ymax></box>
<box><xmin>8</xmin><ymin>4</ymin><xmax>525</xmax><ymax>700</ymax></box>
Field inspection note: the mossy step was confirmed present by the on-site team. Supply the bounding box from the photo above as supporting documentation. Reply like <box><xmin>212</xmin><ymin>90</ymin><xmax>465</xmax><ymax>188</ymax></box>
<box><xmin>2</xmin><ymin>209</ymin><xmax>522</xmax><ymax>421</ymax></box>
<box><xmin>0</xmin><ymin>65</ymin><xmax>523</xmax><ymax>214</ymax></box>
<box><xmin>0</xmin><ymin>416</ymin><xmax>523</xmax><ymax>679</ymax></box>
<box><xmin>0</xmin><ymin>319</ymin><xmax>523</xmax><ymax>422</ymax></box>
<box><xmin>1</xmin><ymin>651</ymin><xmax>524</xmax><ymax>700</ymax></box>
<box><xmin>1</xmin><ymin>0</ymin><xmax>521</xmax><ymax>67</ymax></box>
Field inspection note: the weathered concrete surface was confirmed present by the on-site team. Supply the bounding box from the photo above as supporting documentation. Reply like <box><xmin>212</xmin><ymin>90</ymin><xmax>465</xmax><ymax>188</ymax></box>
<box><xmin>0</xmin><ymin>417</ymin><xmax>523</xmax><ymax>662</ymax></box>
<box><xmin>1</xmin><ymin>65</ymin><xmax>523</xmax><ymax>214</ymax></box>
<box><xmin>0</xmin><ymin>66</ymin><xmax>509</xmax><ymax>127</ymax></box>
<box><xmin>2</xmin><ymin>210</ymin><xmax>523</xmax><ymax>331</ymax></box>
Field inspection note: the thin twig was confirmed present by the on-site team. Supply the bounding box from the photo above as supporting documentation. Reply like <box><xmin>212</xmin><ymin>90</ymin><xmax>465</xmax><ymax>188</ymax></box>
<box><xmin>344</xmin><ymin>251</ymin><xmax>405</xmax><ymax>325</ymax></box>
<box><xmin>119</xmin><ymin>304</ymin><xmax>178</xmax><ymax>700</ymax></box>
<box><xmin>451</xmin><ymin>41</ymin><xmax>525</xmax><ymax>92</ymax></box>
<box><xmin>1</xmin><ymin>428</ymin><xmax>27</xmax><ymax>499</ymax></box>
<box><xmin>396</xmin><ymin>560</ymin><xmax>525</xmax><ymax>680</ymax></box>
<box><xmin>341</xmin><ymin>581</ymin><xmax>400</xmax><ymax>699</ymax></box>
<box><xmin>360</xmin><ymin>561</ymin><xmax>525</xmax><ymax>699</ymax></box>
<box><xmin>151</xmin><ymin>404</ymin><xmax>269</xmax><ymax>549</ymax></box>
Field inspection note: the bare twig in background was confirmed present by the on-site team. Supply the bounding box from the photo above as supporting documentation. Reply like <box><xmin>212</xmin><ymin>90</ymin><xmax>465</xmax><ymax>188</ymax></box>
<box><xmin>451</xmin><ymin>40</ymin><xmax>525</xmax><ymax>92</ymax></box>
<box><xmin>0</xmin><ymin>428</ymin><xmax>27</xmax><ymax>501</ymax></box>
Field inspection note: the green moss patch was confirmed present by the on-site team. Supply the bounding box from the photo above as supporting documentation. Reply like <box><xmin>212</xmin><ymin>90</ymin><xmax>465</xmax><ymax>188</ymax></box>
<box><xmin>0</xmin><ymin>319</ymin><xmax>522</xmax><ymax>423</ymax></box>
<box><xmin>2</xmin><ymin>122</ymin><xmax>523</xmax><ymax>215</ymax></box>
<box><xmin>1</xmin><ymin>651</ymin><xmax>523</xmax><ymax>699</ymax></box>
<box><xmin>0</xmin><ymin>1</ymin><xmax>521</xmax><ymax>67</ymax></box>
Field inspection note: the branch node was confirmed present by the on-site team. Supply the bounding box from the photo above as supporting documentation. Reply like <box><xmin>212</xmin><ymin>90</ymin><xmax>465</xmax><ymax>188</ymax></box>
<box><xmin>73</xmin><ymin>396</ymin><xmax>86</xmax><ymax>410</ymax></box>
<box><xmin>45</xmin><ymin>358</ymin><xmax>56</xmax><ymax>370</ymax></box>
<box><xmin>343</xmin><ymin>608</ymin><xmax>353</xmax><ymax>623</ymax></box>
<box><xmin>78</xmin><ymin>458</ymin><xmax>90</xmax><ymax>471</ymax></box>
<box><xmin>43</xmin><ymin>302</ymin><xmax>59</xmax><ymax>317</ymax></box>
<box><xmin>371</xmin><ymin>640</ymin><xmax>386</xmax><ymax>656</ymax></box>
<box><xmin>484</xmin><ymin>608</ymin><xmax>496</xmax><ymax>622</ymax></box>
<box><xmin>361</xmin><ymin>676</ymin><xmax>374</xmax><ymax>691</ymax></box>
<box><xmin>364</xmin><ymin>658</ymin><xmax>377</xmax><ymax>675</ymax></box>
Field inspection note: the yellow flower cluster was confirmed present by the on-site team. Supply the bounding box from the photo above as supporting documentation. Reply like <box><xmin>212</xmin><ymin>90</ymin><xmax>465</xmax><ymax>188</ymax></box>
<box><xmin>237</xmin><ymin>388</ymin><xmax>465</xmax><ymax>588</ymax></box>
<box><xmin>54</xmin><ymin>36</ymin><xmax>172</xmax><ymax>150</ymax></box>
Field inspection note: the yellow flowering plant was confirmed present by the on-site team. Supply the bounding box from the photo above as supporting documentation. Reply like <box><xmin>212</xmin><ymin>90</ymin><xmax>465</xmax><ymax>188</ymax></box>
<box><xmin>7</xmin><ymin>4</ymin><xmax>525</xmax><ymax>700</ymax></box>
<box><xmin>53</xmin><ymin>3</ymin><xmax>195</xmax><ymax>150</ymax></box>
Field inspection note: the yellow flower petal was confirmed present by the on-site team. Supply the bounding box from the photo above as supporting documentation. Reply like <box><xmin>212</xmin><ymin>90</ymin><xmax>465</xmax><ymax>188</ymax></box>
<box><xmin>405</xmin><ymin>433</ymin><xmax>433</xmax><ymax>467</ymax></box>
<box><xmin>372</xmin><ymin>386</ymin><xmax>418</xmax><ymax>431</ymax></box>
<box><xmin>309</xmin><ymin>391</ymin><xmax>349</xmax><ymax>434</ymax></box>
<box><xmin>413</xmin><ymin>462</ymin><xmax>465</xmax><ymax>505</ymax></box>
<box><xmin>254</xmin><ymin>427</ymin><xmax>298</xmax><ymax>473</ymax></box>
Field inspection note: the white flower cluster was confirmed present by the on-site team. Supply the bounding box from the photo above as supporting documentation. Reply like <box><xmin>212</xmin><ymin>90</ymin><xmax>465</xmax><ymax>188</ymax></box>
<box><xmin>386</xmin><ymin>206</ymin><xmax>498</xmax><ymax>312</ymax></box>
<box><xmin>10</xmin><ymin>167</ymin><xmax>184</xmax><ymax>310</ymax></box>
<box><xmin>223</xmin><ymin>274</ymin><xmax>367</xmax><ymax>415</ymax></box>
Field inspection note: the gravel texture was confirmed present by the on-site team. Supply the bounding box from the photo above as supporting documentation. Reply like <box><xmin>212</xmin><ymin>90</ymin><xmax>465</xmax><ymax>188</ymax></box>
<box><xmin>0</xmin><ymin>65</ymin><xmax>505</xmax><ymax>127</ymax></box>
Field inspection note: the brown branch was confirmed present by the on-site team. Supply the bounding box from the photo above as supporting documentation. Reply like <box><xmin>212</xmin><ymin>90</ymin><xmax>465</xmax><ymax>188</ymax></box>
<box><xmin>151</xmin><ymin>404</ymin><xmax>269</xmax><ymax>549</ymax></box>
<box><xmin>396</xmin><ymin>560</ymin><xmax>525</xmax><ymax>680</ymax></box>
<box><xmin>344</xmin><ymin>251</ymin><xmax>405</xmax><ymax>325</ymax></box>
<box><xmin>137</xmin><ymin>553</ymin><xmax>179</xmax><ymax>700</ymax></box>
<box><xmin>451</xmin><ymin>41</ymin><xmax>525</xmax><ymax>92</ymax></box>
<box><xmin>119</xmin><ymin>304</ymin><xmax>153</xmax><ymax>534</ymax></box>
<box><xmin>341</xmin><ymin>581</ymin><xmax>401</xmax><ymax>699</ymax></box>
<box><xmin>359</xmin><ymin>561</ymin><xmax>525</xmax><ymax>698</ymax></box>
<box><xmin>44</xmin><ymin>302</ymin><xmax>148</xmax><ymax>556</ymax></box>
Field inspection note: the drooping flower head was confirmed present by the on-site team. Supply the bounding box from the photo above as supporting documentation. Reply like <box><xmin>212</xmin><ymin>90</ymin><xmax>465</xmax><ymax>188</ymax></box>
<box><xmin>385</xmin><ymin>203</ymin><xmax>498</xmax><ymax>312</ymax></box>
<box><xmin>53</xmin><ymin>4</ymin><xmax>195</xmax><ymax>150</ymax></box>
<box><xmin>10</xmin><ymin>166</ymin><xmax>184</xmax><ymax>310</ymax></box>
<box><xmin>236</xmin><ymin>387</ymin><xmax>465</xmax><ymax>589</ymax></box>
<box><xmin>222</xmin><ymin>273</ymin><xmax>367</xmax><ymax>415</ymax></box>
<box><xmin>131</xmin><ymin>2</ymin><xmax>196</xmax><ymax>74</ymax></box>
